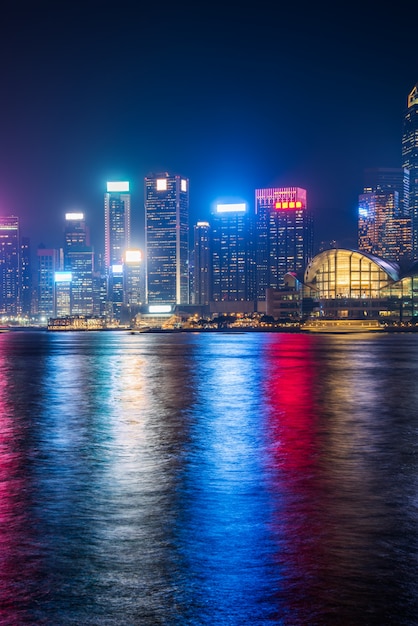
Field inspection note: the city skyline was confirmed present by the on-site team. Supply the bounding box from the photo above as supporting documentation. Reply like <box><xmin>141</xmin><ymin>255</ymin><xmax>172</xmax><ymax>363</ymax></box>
<box><xmin>0</xmin><ymin>3</ymin><xmax>415</xmax><ymax>254</ymax></box>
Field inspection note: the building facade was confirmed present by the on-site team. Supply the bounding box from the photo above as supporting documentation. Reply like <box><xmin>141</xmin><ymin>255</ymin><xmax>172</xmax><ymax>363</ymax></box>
<box><xmin>402</xmin><ymin>84</ymin><xmax>418</xmax><ymax>255</ymax></box>
<box><xmin>37</xmin><ymin>246</ymin><xmax>60</xmax><ymax>320</ymax></box>
<box><xmin>254</xmin><ymin>187</ymin><xmax>313</xmax><ymax>298</ymax></box>
<box><xmin>210</xmin><ymin>203</ymin><xmax>253</xmax><ymax>302</ymax></box>
<box><xmin>192</xmin><ymin>221</ymin><xmax>211</xmax><ymax>305</ymax></box>
<box><xmin>0</xmin><ymin>216</ymin><xmax>20</xmax><ymax>315</ymax></box>
<box><xmin>145</xmin><ymin>173</ymin><xmax>189</xmax><ymax>305</ymax></box>
<box><xmin>358</xmin><ymin>168</ymin><xmax>412</xmax><ymax>261</ymax></box>
<box><xmin>104</xmin><ymin>181</ymin><xmax>131</xmax><ymax>268</ymax></box>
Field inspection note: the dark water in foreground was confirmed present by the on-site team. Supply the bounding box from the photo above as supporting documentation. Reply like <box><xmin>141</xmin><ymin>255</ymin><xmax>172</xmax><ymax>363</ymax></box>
<box><xmin>1</xmin><ymin>330</ymin><xmax>418</xmax><ymax>625</ymax></box>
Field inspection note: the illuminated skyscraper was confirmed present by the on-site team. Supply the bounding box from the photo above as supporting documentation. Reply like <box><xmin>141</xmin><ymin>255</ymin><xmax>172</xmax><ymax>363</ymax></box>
<box><xmin>20</xmin><ymin>236</ymin><xmax>32</xmax><ymax>316</ymax></box>
<box><xmin>192</xmin><ymin>221</ymin><xmax>211</xmax><ymax>305</ymax></box>
<box><xmin>63</xmin><ymin>212</ymin><xmax>94</xmax><ymax>315</ymax></box>
<box><xmin>104</xmin><ymin>181</ymin><xmax>131</xmax><ymax>268</ymax></box>
<box><xmin>211</xmin><ymin>203</ymin><xmax>253</xmax><ymax>302</ymax></box>
<box><xmin>358</xmin><ymin>168</ymin><xmax>412</xmax><ymax>261</ymax></box>
<box><xmin>402</xmin><ymin>84</ymin><xmax>418</xmax><ymax>254</ymax></box>
<box><xmin>254</xmin><ymin>187</ymin><xmax>313</xmax><ymax>298</ymax></box>
<box><xmin>145</xmin><ymin>173</ymin><xmax>189</xmax><ymax>305</ymax></box>
<box><xmin>124</xmin><ymin>249</ymin><xmax>142</xmax><ymax>307</ymax></box>
<box><xmin>37</xmin><ymin>246</ymin><xmax>59</xmax><ymax>319</ymax></box>
<box><xmin>0</xmin><ymin>216</ymin><xmax>20</xmax><ymax>315</ymax></box>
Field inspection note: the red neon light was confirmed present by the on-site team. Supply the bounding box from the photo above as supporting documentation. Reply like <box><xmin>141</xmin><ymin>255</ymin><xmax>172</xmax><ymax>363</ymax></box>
<box><xmin>274</xmin><ymin>201</ymin><xmax>304</xmax><ymax>210</ymax></box>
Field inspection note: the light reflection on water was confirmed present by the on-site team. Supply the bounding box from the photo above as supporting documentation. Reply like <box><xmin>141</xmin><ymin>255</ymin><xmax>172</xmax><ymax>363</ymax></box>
<box><xmin>0</xmin><ymin>331</ymin><xmax>418</xmax><ymax>624</ymax></box>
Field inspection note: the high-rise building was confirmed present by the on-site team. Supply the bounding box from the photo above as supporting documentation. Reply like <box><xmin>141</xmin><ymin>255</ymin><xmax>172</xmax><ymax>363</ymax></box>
<box><xmin>254</xmin><ymin>187</ymin><xmax>313</xmax><ymax>298</ymax></box>
<box><xmin>192</xmin><ymin>221</ymin><xmax>211</xmax><ymax>305</ymax></box>
<box><xmin>211</xmin><ymin>203</ymin><xmax>253</xmax><ymax>302</ymax></box>
<box><xmin>402</xmin><ymin>84</ymin><xmax>418</xmax><ymax>255</ymax></box>
<box><xmin>64</xmin><ymin>212</ymin><xmax>89</xmax><ymax>261</ymax></box>
<box><xmin>63</xmin><ymin>212</ymin><xmax>94</xmax><ymax>315</ymax></box>
<box><xmin>37</xmin><ymin>246</ymin><xmax>59</xmax><ymax>320</ymax></box>
<box><xmin>0</xmin><ymin>216</ymin><xmax>20</xmax><ymax>315</ymax></box>
<box><xmin>20</xmin><ymin>236</ymin><xmax>32</xmax><ymax>316</ymax></box>
<box><xmin>104</xmin><ymin>181</ymin><xmax>131</xmax><ymax>268</ymax></box>
<box><xmin>145</xmin><ymin>173</ymin><xmax>189</xmax><ymax>305</ymax></box>
<box><xmin>124</xmin><ymin>249</ymin><xmax>142</xmax><ymax>307</ymax></box>
<box><xmin>358</xmin><ymin>168</ymin><xmax>412</xmax><ymax>261</ymax></box>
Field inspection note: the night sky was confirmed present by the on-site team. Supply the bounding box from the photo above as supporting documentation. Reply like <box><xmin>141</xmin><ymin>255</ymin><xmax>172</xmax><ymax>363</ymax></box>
<box><xmin>0</xmin><ymin>2</ymin><xmax>416</xmax><ymax>256</ymax></box>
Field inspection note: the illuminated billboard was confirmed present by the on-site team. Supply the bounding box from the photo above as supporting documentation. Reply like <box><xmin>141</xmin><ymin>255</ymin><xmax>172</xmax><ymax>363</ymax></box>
<box><xmin>107</xmin><ymin>181</ymin><xmax>130</xmax><ymax>192</ymax></box>
<box><xmin>65</xmin><ymin>212</ymin><xmax>84</xmax><ymax>221</ymax></box>
<box><xmin>181</xmin><ymin>179</ymin><xmax>187</xmax><ymax>192</ymax></box>
<box><xmin>111</xmin><ymin>264</ymin><xmax>124</xmax><ymax>274</ymax></box>
<box><xmin>55</xmin><ymin>271</ymin><xmax>72</xmax><ymax>283</ymax></box>
<box><xmin>125</xmin><ymin>250</ymin><xmax>142</xmax><ymax>263</ymax></box>
<box><xmin>216</xmin><ymin>203</ymin><xmax>247</xmax><ymax>214</ymax></box>
<box><xmin>149</xmin><ymin>305</ymin><xmax>172</xmax><ymax>314</ymax></box>
<box><xmin>274</xmin><ymin>201</ymin><xmax>303</xmax><ymax>210</ymax></box>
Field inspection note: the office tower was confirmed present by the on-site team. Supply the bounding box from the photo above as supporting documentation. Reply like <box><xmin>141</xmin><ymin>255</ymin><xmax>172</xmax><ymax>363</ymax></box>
<box><xmin>358</xmin><ymin>168</ymin><xmax>412</xmax><ymax>261</ymax></box>
<box><xmin>0</xmin><ymin>216</ymin><xmax>20</xmax><ymax>315</ymax></box>
<box><xmin>37</xmin><ymin>246</ymin><xmax>59</xmax><ymax>320</ymax></box>
<box><xmin>104</xmin><ymin>181</ymin><xmax>131</xmax><ymax>268</ymax></box>
<box><xmin>108</xmin><ymin>264</ymin><xmax>124</xmax><ymax>321</ymax></box>
<box><xmin>254</xmin><ymin>187</ymin><xmax>313</xmax><ymax>298</ymax></box>
<box><xmin>211</xmin><ymin>203</ymin><xmax>253</xmax><ymax>302</ymax></box>
<box><xmin>64</xmin><ymin>212</ymin><xmax>89</xmax><ymax>261</ymax></box>
<box><xmin>124</xmin><ymin>249</ymin><xmax>142</xmax><ymax>307</ymax></box>
<box><xmin>402</xmin><ymin>83</ymin><xmax>418</xmax><ymax>255</ymax></box>
<box><xmin>54</xmin><ymin>271</ymin><xmax>72</xmax><ymax>317</ymax></box>
<box><xmin>20</xmin><ymin>236</ymin><xmax>32</xmax><ymax>316</ymax></box>
<box><xmin>145</xmin><ymin>173</ymin><xmax>189</xmax><ymax>305</ymax></box>
<box><xmin>192</xmin><ymin>221</ymin><xmax>211</xmax><ymax>305</ymax></box>
<box><xmin>63</xmin><ymin>213</ymin><xmax>94</xmax><ymax>315</ymax></box>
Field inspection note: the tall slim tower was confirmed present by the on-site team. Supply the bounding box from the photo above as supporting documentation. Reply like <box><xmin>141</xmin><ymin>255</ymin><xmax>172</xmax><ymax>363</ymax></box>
<box><xmin>144</xmin><ymin>173</ymin><xmax>189</xmax><ymax>305</ymax></box>
<box><xmin>192</xmin><ymin>221</ymin><xmax>211</xmax><ymax>305</ymax></box>
<box><xmin>402</xmin><ymin>84</ymin><xmax>418</xmax><ymax>255</ymax></box>
<box><xmin>254</xmin><ymin>187</ymin><xmax>313</xmax><ymax>298</ymax></box>
<box><xmin>0</xmin><ymin>216</ymin><xmax>20</xmax><ymax>315</ymax></box>
<box><xmin>104</xmin><ymin>181</ymin><xmax>131</xmax><ymax>268</ymax></box>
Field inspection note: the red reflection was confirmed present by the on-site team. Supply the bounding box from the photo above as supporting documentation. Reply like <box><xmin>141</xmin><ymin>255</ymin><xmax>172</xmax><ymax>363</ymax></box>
<box><xmin>263</xmin><ymin>333</ymin><xmax>325</xmax><ymax>616</ymax></box>
<box><xmin>0</xmin><ymin>341</ymin><xmax>39</xmax><ymax>622</ymax></box>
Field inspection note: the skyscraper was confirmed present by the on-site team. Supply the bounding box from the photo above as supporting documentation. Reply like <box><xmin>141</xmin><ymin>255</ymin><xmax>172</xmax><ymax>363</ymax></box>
<box><xmin>358</xmin><ymin>168</ymin><xmax>412</xmax><ymax>261</ymax></box>
<box><xmin>145</xmin><ymin>173</ymin><xmax>189</xmax><ymax>305</ymax></box>
<box><xmin>211</xmin><ymin>203</ymin><xmax>253</xmax><ymax>302</ymax></box>
<box><xmin>192</xmin><ymin>221</ymin><xmax>211</xmax><ymax>305</ymax></box>
<box><xmin>254</xmin><ymin>187</ymin><xmax>313</xmax><ymax>298</ymax></box>
<box><xmin>37</xmin><ymin>246</ymin><xmax>59</xmax><ymax>320</ymax></box>
<box><xmin>0</xmin><ymin>216</ymin><xmax>20</xmax><ymax>315</ymax></box>
<box><xmin>63</xmin><ymin>212</ymin><xmax>94</xmax><ymax>315</ymax></box>
<box><xmin>402</xmin><ymin>83</ymin><xmax>418</xmax><ymax>255</ymax></box>
<box><xmin>104</xmin><ymin>181</ymin><xmax>131</xmax><ymax>268</ymax></box>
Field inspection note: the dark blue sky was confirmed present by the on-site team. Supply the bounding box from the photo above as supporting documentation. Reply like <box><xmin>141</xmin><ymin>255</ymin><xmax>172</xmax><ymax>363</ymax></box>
<box><xmin>0</xmin><ymin>2</ymin><xmax>416</xmax><ymax>255</ymax></box>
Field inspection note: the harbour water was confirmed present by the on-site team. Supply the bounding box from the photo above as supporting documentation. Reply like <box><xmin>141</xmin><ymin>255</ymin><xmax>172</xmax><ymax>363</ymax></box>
<box><xmin>1</xmin><ymin>329</ymin><xmax>418</xmax><ymax>625</ymax></box>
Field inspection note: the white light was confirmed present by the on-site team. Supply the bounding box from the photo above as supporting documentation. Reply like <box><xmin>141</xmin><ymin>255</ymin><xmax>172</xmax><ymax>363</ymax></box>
<box><xmin>125</xmin><ymin>250</ymin><xmax>141</xmax><ymax>263</ymax></box>
<box><xmin>112</xmin><ymin>264</ymin><xmax>123</xmax><ymax>274</ymax></box>
<box><xmin>149</xmin><ymin>305</ymin><xmax>171</xmax><ymax>313</ymax></box>
<box><xmin>216</xmin><ymin>203</ymin><xmax>246</xmax><ymax>213</ymax></box>
<box><xmin>107</xmin><ymin>181</ymin><xmax>130</xmax><ymax>192</ymax></box>
<box><xmin>65</xmin><ymin>212</ymin><xmax>84</xmax><ymax>221</ymax></box>
<box><xmin>156</xmin><ymin>179</ymin><xmax>167</xmax><ymax>191</ymax></box>
<box><xmin>181</xmin><ymin>179</ymin><xmax>187</xmax><ymax>192</ymax></box>
<box><xmin>55</xmin><ymin>271</ymin><xmax>72</xmax><ymax>282</ymax></box>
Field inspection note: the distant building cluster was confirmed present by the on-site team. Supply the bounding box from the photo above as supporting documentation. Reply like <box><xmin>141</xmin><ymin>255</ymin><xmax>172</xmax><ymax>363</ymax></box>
<box><xmin>1</xmin><ymin>82</ymin><xmax>418</xmax><ymax>326</ymax></box>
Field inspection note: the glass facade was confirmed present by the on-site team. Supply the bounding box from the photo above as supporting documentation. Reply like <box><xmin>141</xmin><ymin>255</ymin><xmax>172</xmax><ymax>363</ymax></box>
<box><xmin>255</xmin><ymin>187</ymin><xmax>313</xmax><ymax>298</ymax></box>
<box><xmin>402</xmin><ymin>84</ymin><xmax>418</xmax><ymax>255</ymax></box>
<box><xmin>145</xmin><ymin>173</ymin><xmax>189</xmax><ymax>305</ymax></box>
